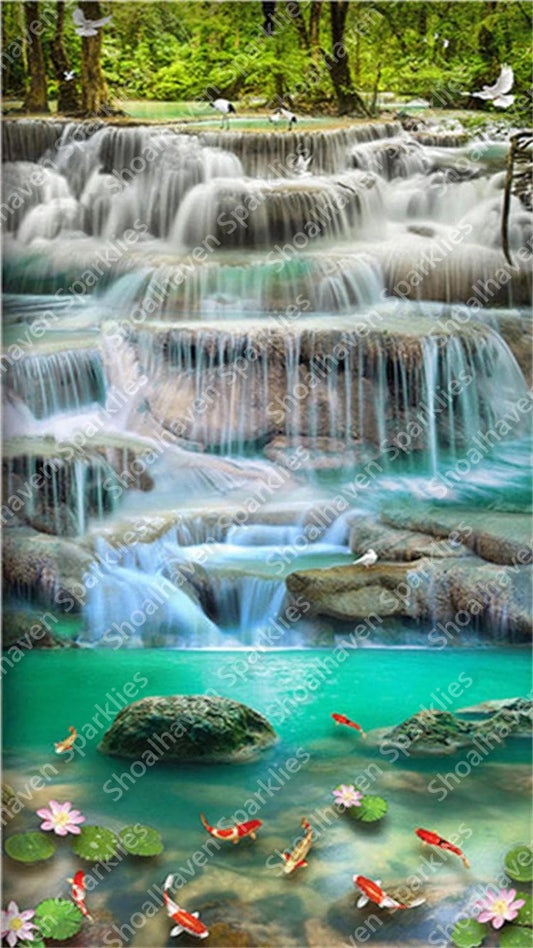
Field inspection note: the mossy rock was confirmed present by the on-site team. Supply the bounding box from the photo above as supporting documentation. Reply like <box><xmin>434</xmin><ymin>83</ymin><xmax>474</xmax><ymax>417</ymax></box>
<box><xmin>98</xmin><ymin>695</ymin><xmax>277</xmax><ymax>763</ymax></box>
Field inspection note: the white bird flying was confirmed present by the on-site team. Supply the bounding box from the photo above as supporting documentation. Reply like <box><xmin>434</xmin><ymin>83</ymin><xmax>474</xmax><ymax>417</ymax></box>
<box><xmin>64</xmin><ymin>70</ymin><xmax>76</xmax><ymax>81</ymax></box>
<box><xmin>472</xmin><ymin>64</ymin><xmax>515</xmax><ymax>108</ymax></box>
<box><xmin>270</xmin><ymin>107</ymin><xmax>297</xmax><ymax>129</ymax></box>
<box><xmin>352</xmin><ymin>549</ymin><xmax>378</xmax><ymax>568</ymax></box>
<box><xmin>210</xmin><ymin>98</ymin><xmax>236</xmax><ymax>129</ymax></box>
<box><xmin>73</xmin><ymin>7</ymin><xmax>112</xmax><ymax>36</ymax></box>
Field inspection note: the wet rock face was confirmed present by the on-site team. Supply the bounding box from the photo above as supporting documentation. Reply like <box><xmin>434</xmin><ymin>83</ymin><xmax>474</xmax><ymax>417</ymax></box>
<box><xmin>98</xmin><ymin>695</ymin><xmax>277</xmax><ymax>762</ymax></box>
<box><xmin>2</xmin><ymin>611</ymin><xmax>77</xmax><ymax>650</ymax></box>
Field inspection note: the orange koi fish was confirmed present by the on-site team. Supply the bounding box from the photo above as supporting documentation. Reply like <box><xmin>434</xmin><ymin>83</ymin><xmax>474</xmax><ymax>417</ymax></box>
<box><xmin>54</xmin><ymin>726</ymin><xmax>77</xmax><ymax>754</ymax></box>
<box><xmin>163</xmin><ymin>875</ymin><xmax>208</xmax><ymax>939</ymax></box>
<box><xmin>415</xmin><ymin>828</ymin><xmax>470</xmax><ymax>867</ymax></box>
<box><xmin>280</xmin><ymin>818</ymin><xmax>313</xmax><ymax>874</ymax></box>
<box><xmin>354</xmin><ymin>875</ymin><xmax>426</xmax><ymax>910</ymax></box>
<box><xmin>331</xmin><ymin>713</ymin><xmax>366</xmax><ymax>737</ymax></box>
<box><xmin>200</xmin><ymin>812</ymin><xmax>262</xmax><ymax>844</ymax></box>
<box><xmin>68</xmin><ymin>870</ymin><xmax>92</xmax><ymax>921</ymax></box>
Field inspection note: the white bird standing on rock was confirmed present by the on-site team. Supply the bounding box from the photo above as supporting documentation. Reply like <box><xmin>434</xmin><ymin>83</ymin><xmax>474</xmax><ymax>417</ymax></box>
<box><xmin>270</xmin><ymin>107</ymin><xmax>297</xmax><ymax>129</ymax></box>
<box><xmin>72</xmin><ymin>7</ymin><xmax>112</xmax><ymax>36</ymax></box>
<box><xmin>210</xmin><ymin>98</ymin><xmax>236</xmax><ymax>129</ymax></box>
<box><xmin>471</xmin><ymin>64</ymin><xmax>515</xmax><ymax>108</ymax></box>
<box><xmin>352</xmin><ymin>550</ymin><xmax>378</xmax><ymax>568</ymax></box>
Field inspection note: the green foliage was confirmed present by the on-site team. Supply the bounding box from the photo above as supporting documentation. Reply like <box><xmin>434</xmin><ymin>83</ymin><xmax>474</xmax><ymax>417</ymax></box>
<box><xmin>3</xmin><ymin>0</ymin><xmax>532</xmax><ymax>119</ymax></box>
<box><xmin>498</xmin><ymin>925</ymin><xmax>533</xmax><ymax>947</ymax></box>
<box><xmin>350</xmin><ymin>795</ymin><xmax>389</xmax><ymax>823</ymax></box>
<box><xmin>34</xmin><ymin>899</ymin><xmax>84</xmax><ymax>940</ymax></box>
<box><xmin>514</xmin><ymin>893</ymin><xmax>533</xmax><ymax>927</ymax></box>
<box><xmin>119</xmin><ymin>824</ymin><xmax>164</xmax><ymax>856</ymax></box>
<box><xmin>506</xmin><ymin>846</ymin><xmax>533</xmax><ymax>883</ymax></box>
<box><xmin>4</xmin><ymin>832</ymin><xmax>56</xmax><ymax>863</ymax></box>
<box><xmin>71</xmin><ymin>825</ymin><xmax>119</xmax><ymax>861</ymax></box>
<box><xmin>450</xmin><ymin>918</ymin><xmax>488</xmax><ymax>948</ymax></box>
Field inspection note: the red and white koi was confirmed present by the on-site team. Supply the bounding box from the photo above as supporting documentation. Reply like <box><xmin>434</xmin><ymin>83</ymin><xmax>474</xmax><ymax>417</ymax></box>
<box><xmin>415</xmin><ymin>828</ymin><xmax>470</xmax><ymax>867</ymax></box>
<box><xmin>163</xmin><ymin>875</ymin><xmax>208</xmax><ymax>939</ymax></box>
<box><xmin>280</xmin><ymin>818</ymin><xmax>313</xmax><ymax>874</ymax></box>
<box><xmin>331</xmin><ymin>713</ymin><xmax>366</xmax><ymax>737</ymax></box>
<box><xmin>353</xmin><ymin>875</ymin><xmax>426</xmax><ymax>911</ymax></box>
<box><xmin>68</xmin><ymin>870</ymin><xmax>92</xmax><ymax>921</ymax></box>
<box><xmin>54</xmin><ymin>726</ymin><xmax>77</xmax><ymax>754</ymax></box>
<box><xmin>200</xmin><ymin>812</ymin><xmax>262</xmax><ymax>844</ymax></box>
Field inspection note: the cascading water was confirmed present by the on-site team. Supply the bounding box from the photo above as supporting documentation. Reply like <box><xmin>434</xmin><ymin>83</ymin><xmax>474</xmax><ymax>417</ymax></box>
<box><xmin>2</xmin><ymin>116</ymin><xmax>531</xmax><ymax>646</ymax></box>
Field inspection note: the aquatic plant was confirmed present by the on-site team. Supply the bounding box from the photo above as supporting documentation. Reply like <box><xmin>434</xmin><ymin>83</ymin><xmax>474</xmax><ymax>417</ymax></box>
<box><xmin>36</xmin><ymin>800</ymin><xmax>85</xmax><ymax>837</ymax></box>
<box><xmin>332</xmin><ymin>785</ymin><xmax>364</xmax><ymax>807</ymax></box>
<box><xmin>1</xmin><ymin>901</ymin><xmax>39</xmax><ymax>946</ymax></box>
<box><xmin>451</xmin><ymin>846</ymin><xmax>533</xmax><ymax>948</ymax></box>
<box><xmin>332</xmin><ymin>786</ymin><xmax>388</xmax><ymax>822</ymax></box>
<box><xmin>71</xmin><ymin>826</ymin><xmax>119</xmax><ymax>862</ymax></box>
<box><xmin>505</xmin><ymin>845</ymin><xmax>533</xmax><ymax>882</ymax></box>
<box><xmin>4</xmin><ymin>833</ymin><xmax>56</xmax><ymax>864</ymax></box>
<box><xmin>119</xmin><ymin>824</ymin><xmax>164</xmax><ymax>856</ymax></box>
<box><xmin>475</xmin><ymin>889</ymin><xmax>526</xmax><ymax>929</ymax></box>
<box><xmin>33</xmin><ymin>899</ymin><xmax>84</xmax><ymax>940</ymax></box>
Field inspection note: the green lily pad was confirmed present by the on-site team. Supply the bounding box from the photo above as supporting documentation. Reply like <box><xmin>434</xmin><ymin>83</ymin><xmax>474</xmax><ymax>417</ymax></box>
<box><xmin>20</xmin><ymin>939</ymin><xmax>46</xmax><ymax>948</ymax></box>
<box><xmin>515</xmin><ymin>893</ymin><xmax>533</xmax><ymax>927</ymax></box>
<box><xmin>499</xmin><ymin>924</ymin><xmax>533</xmax><ymax>947</ymax></box>
<box><xmin>34</xmin><ymin>899</ymin><xmax>83</xmax><ymax>939</ymax></box>
<box><xmin>351</xmin><ymin>795</ymin><xmax>388</xmax><ymax>822</ymax></box>
<box><xmin>505</xmin><ymin>846</ymin><xmax>533</xmax><ymax>883</ymax></box>
<box><xmin>4</xmin><ymin>831</ymin><xmax>56</xmax><ymax>863</ymax></box>
<box><xmin>450</xmin><ymin>917</ymin><xmax>488</xmax><ymax>948</ymax></box>
<box><xmin>71</xmin><ymin>824</ymin><xmax>119</xmax><ymax>861</ymax></box>
<box><xmin>119</xmin><ymin>824</ymin><xmax>163</xmax><ymax>857</ymax></box>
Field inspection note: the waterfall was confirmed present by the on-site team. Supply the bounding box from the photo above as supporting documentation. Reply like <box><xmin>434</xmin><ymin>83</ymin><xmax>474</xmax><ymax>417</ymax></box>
<box><xmin>137</xmin><ymin>316</ymin><xmax>527</xmax><ymax>464</ymax></box>
<box><xmin>5</xmin><ymin>348</ymin><xmax>106</xmax><ymax>419</ymax></box>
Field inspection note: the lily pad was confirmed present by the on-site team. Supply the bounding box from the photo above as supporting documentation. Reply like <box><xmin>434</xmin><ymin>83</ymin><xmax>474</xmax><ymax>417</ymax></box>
<box><xmin>119</xmin><ymin>824</ymin><xmax>163</xmax><ymax>857</ymax></box>
<box><xmin>499</xmin><ymin>925</ymin><xmax>533</xmax><ymax>947</ymax></box>
<box><xmin>351</xmin><ymin>795</ymin><xmax>388</xmax><ymax>822</ymax></box>
<box><xmin>20</xmin><ymin>939</ymin><xmax>46</xmax><ymax>948</ymax></box>
<box><xmin>451</xmin><ymin>918</ymin><xmax>488</xmax><ymax>948</ymax></box>
<box><xmin>34</xmin><ymin>899</ymin><xmax>83</xmax><ymax>939</ymax></box>
<box><xmin>4</xmin><ymin>832</ymin><xmax>56</xmax><ymax>863</ymax></box>
<box><xmin>515</xmin><ymin>893</ymin><xmax>533</xmax><ymax>927</ymax></box>
<box><xmin>71</xmin><ymin>825</ymin><xmax>119</xmax><ymax>861</ymax></box>
<box><xmin>505</xmin><ymin>846</ymin><xmax>533</xmax><ymax>883</ymax></box>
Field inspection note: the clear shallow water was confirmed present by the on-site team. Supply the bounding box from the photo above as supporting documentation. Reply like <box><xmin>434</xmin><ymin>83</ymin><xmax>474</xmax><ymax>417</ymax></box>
<box><xmin>3</xmin><ymin>649</ymin><xmax>531</xmax><ymax>946</ymax></box>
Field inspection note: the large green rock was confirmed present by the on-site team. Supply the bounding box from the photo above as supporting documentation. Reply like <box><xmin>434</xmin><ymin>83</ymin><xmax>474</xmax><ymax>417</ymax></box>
<box><xmin>98</xmin><ymin>694</ymin><xmax>277</xmax><ymax>763</ymax></box>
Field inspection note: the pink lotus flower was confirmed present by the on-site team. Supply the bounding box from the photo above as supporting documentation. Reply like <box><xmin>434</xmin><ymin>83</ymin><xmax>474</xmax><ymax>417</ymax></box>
<box><xmin>36</xmin><ymin>800</ymin><xmax>85</xmax><ymax>836</ymax></box>
<box><xmin>332</xmin><ymin>784</ymin><xmax>364</xmax><ymax>808</ymax></box>
<box><xmin>475</xmin><ymin>888</ymin><xmax>526</xmax><ymax>929</ymax></box>
<box><xmin>1</xmin><ymin>901</ymin><xmax>38</xmax><ymax>947</ymax></box>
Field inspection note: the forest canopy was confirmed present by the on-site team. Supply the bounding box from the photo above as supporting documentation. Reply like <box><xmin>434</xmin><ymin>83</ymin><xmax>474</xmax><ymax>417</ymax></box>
<box><xmin>2</xmin><ymin>1</ymin><xmax>532</xmax><ymax>117</ymax></box>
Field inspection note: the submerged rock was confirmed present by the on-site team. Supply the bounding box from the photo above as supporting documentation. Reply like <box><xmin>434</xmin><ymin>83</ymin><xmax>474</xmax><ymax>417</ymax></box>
<box><xmin>98</xmin><ymin>695</ymin><xmax>277</xmax><ymax>762</ymax></box>
<box><xmin>368</xmin><ymin>705</ymin><xmax>533</xmax><ymax>756</ymax></box>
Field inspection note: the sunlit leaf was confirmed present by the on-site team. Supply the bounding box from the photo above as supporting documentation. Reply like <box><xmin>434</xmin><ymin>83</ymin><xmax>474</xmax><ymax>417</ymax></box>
<box><xmin>34</xmin><ymin>899</ymin><xmax>84</xmax><ymax>939</ymax></box>
<box><xmin>450</xmin><ymin>917</ymin><xmax>488</xmax><ymax>948</ymax></box>
<box><xmin>71</xmin><ymin>825</ymin><xmax>119</xmax><ymax>861</ymax></box>
<box><xmin>4</xmin><ymin>832</ymin><xmax>56</xmax><ymax>863</ymax></box>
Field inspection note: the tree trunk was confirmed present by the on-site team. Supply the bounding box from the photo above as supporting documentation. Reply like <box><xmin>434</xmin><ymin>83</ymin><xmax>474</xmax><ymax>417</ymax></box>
<box><xmin>51</xmin><ymin>2</ymin><xmax>80</xmax><ymax>114</ymax></box>
<box><xmin>323</xmin><ymin>1</ymin><xmax>369</xmax><ymax>115</ymax></box>
<box><xmin>309</xmin><ymin>1</ymin><xmax>322</xmax><ymax>51</ymax></box>
<box><xmin>22</xmin><ymin>1</ymin><xmax>48</xmax><ymax>113</ymax></box>
<box><xmin>79</xmin><ymin>1</ymin><xmax>113</xmax><ymax>115</ymax></box>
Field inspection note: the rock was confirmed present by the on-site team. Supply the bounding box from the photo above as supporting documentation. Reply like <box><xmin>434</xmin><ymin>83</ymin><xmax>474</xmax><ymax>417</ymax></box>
<box><xmin>368</xmin><ymin>706</ymin><xmax>533</xmax><ymax>756</ymax></box>
<box><xmin>2</xmin><ymin>611</ymin><xmax>78</xmax><ymax>650</ymax></box>
<box><xmin>381</xmin><ymin>505</ymin><xmax>533</xmax><ymax>567</ymax></box>
<box><xmin>98</xmin><ymin>695</ymin><xmax>277</xmax><ymax>762</ymax></box>
<box><xmin>286</xmin><ymin>563</ymin><xmax>412</xmax><ymax>620</ymax></box>
<box><xmin>349</xmin><ymin>516</ymin><xmax>470</xmax><ymax>562</ymax></box>
<box><xmin>264</xmin><ymin>437</ymin><xmax>380</xmax><ymax>471</ymax></box>
<box><xmin>3</xmin><ymin>528</ymin><xmax>93</xmax><ymax>611</ymax></box>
